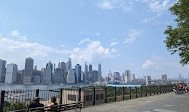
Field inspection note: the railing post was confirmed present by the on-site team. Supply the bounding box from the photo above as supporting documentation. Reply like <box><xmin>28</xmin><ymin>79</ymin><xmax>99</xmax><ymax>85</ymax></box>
<box><xmin>140</xmin><ymin>86</ymin><xmax>143</xmax><ymax>97</ymax></box>
<box><xmin>93</xmin><ymin>87</ymin><xmax>95</xmax><ymax>105</ymax></box>
<box><xmin>149</xmin><ymin>86</ymin><xmax>151</xmax><ymax>96</ymax></box>
<box><xmin>36</xmin><ymin>89</ymin><xmax>39</xmax><ymax>97</ymax></box>
<box><xmin>135</xmin><ymin>87</ymin><xmax>137</xmax><ymax>98</ymax></box>
<box><xmin>122</xmin><ymin>87</ymin><xmax>124</xmax><ymax>100</ymax></box>
<box><xmin>59</xmin><ymin>89</ymin><xmax>63</xmax><ymax>104</ymax></box>
<box><xmin>157</xmin><ymin>86</ymin><xmax>159</xmax><ymax>94</ymax></box>
<box><xmin>129</xmin><ymin>87</ymin><xmax>131</xmax><ymax>99</ymax></box>
<box><xmin>78</xmin><ymin>88</ymin><xmax>81</xmax><ymax>102</ymax></box>
<box><xmin>0</xmin><ymin>90</ymin><xmax>5</xmax><ymax>112</ymax></box>
<box><xmin>114</xmin><ymin>87</ymin><xmax>117</xmax><ymax>102</ymax></box>
<box><xmin>105</xmin><ymin>87</ymin><xmax>107</xmax><ymax>103</ymax></box>
<box><xmin>145</xmin><ymin>86</ymin><xmax>147</xmax><ymax>96</ymax></box>
<box><xmin>160</xmin><ymin>86</ymin><xmax>162</xmax><ymax>94</ymax></box>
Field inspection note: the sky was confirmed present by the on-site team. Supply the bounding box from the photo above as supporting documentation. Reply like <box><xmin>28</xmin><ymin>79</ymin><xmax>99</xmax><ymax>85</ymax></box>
<box><xmin>0</xmin><ymin>0</ymin><xmax>188</xmax><ymax>79</ymax></box>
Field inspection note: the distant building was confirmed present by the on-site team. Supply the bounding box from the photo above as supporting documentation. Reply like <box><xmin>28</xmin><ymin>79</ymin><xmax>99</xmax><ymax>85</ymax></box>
<box><xmin>89</xmin><ymin>64</ymin><xmax>92</xmax><ymax>72</ymax></box>
<box><xmin>88</xmin><ymin>70</ymin><xmax>98</xmax><ymax>83</ymax></box>
<box><xmin>66</xmin><ymin>58</ymin><xmax>72</xmax><ymax>72</ymax></box>
<box><xmin>84</xmin><ymin>62</ymin><xmax>88</xmax><ymax>73</ymax></box>
<box><xmin>41</xmin><ymin>68</ymin><xmax>46</xmax><ymax>83</ymax></box>
<box><xmin>121</xmin><ymin>73</ymin><xmax>125</xmax><ymax>82</ymax></box>
<box><xmin>108</xmin><ymin>70</ymin><xmax>113</xmax><ymax>81</ymax></box>
<box><xmin>67</xmin><ymin>69</ymin><xmax>76</xmax><ymax>84</ymax></box>
<box><xmin>98</xmin><ymin>64</ymin><xmax>101</xmax><ymax>79</ymax></box>
<box><xmin>54</xmin><ymin>68</ymin><xmax>63</xmax><ymax>84</ymax></box>
<box><xmin>43</xmin><ymin>61</ymin><xmax>53</xmax><ymax>84</ymax></box>
<box><xmin>125</xmin><ymin>70</ymin><xmax>130</xmax><ymax>83</ymax></box>
<box><xmin>75</xmin><ymin>64</ymin><xmax>81</xmax><ymax>83</ymax></box>
<box><xmin>146</xmin><ymin>76</ymin><xmax>151</xmax><ymax>86</ymax></box>
<box><xmin>0</xmin><ymin>59</ymin><xmax>6</xmax><ymax>83</ymax></box>
<box><xmin>60</xmin><ymin>62</ymin><xmax>66</xmax><ymax>83</ymax></box>
<box><xmin>5</xmin><ymin>64</ymin><xmax>17</xmax><ymax>84</ymax></box>
<box><xmin>113</xmin><ymin>72</ymin><xmax>121</xmax><ymax>81</ymax></box>
<box><xmin>161</xmin><ymin>74</ymin><xmax>167</xmax><ymax>85</ymax></box>
<box><xmin>32</xmin><ymin>67</ymin><xmax>41</xmax><ymax>84</ymax></box>
<box><xmin>23</xmin><ymin>57</ymin><xmax>34</xmax><ymax>84</ymax></box>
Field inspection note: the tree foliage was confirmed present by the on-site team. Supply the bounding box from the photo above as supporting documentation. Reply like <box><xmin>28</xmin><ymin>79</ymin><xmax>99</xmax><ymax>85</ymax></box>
<box><xmin>164</xmin><ymin>0</ymin><xmax>189</xmax><ymax>65</ymax></box>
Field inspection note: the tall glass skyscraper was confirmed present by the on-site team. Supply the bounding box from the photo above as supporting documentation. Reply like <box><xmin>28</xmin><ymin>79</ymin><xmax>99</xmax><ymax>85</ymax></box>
<box><xmin>75</xmin><ymin>64</ymin><xmax>81</xmax><ymax>83</ymax></box>
<box><xmin>23</xmin><ymin>57</ymin><xmax>34</xmax><ymax>84</ymax></box>
<box><xmin>0</xmin><ymin>59</ymin><xmax>6</xmax><ymax>83</ymax></box>
<box><xmin>98</xmin><ymin>64</ymin><xmax>101</xmax><ymax>79</ymax></box>
<box><xmin>5</xmin><ymin>64</ymin><xmax>17</xmax><ymax>84</ymax></box>
<box><xmin>89</xmin><ymin>64</ymin><xmax>92</xmax><ymax>72</ymax></box>
<box><xmin>66</xmin><ymin>58</ymin><xmax>72</xmax><ymax>72</ymax></box>
<box><xmin>44</xmin><ymin>61</ymin><xmax>53</xmax><ymax>84</ymax></box>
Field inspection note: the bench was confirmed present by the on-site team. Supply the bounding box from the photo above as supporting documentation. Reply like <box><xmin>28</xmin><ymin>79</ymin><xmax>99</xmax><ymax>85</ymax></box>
<box><xmin>29</xmin><ymin>102</ymin><xmax>83</xmax><ymax>112</ymax></box>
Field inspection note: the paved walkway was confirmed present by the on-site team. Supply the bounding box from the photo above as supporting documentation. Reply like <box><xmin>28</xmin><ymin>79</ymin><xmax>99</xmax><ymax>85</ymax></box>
<box><xmin>80</xmin><ymin>93</ymin><xmax>189</xmax><ymax>112</ymax></box>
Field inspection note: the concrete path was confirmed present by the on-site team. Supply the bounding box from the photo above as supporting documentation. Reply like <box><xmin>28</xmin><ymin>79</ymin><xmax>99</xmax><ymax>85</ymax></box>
<box><xmin>79</xmin><ymin>93</ymin><xmax>189</xmax><ymax>112</ymax></box>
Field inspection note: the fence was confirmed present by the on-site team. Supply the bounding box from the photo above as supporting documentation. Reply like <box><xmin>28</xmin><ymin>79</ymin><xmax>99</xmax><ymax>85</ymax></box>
<box><xmin>0</xmin><ymin>85</ymin><xmax>173</xmax><ymax>112</ymax></box>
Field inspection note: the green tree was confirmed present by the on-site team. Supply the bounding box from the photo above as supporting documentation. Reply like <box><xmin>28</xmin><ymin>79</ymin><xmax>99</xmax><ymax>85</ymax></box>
<box><xmin>164</xmin><ymin>0</ymin><xmax>189</xmax><ymax>65</ymax></box>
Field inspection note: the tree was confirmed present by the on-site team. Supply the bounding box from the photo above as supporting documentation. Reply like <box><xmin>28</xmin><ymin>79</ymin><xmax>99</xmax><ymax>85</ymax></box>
<box><xmin>164</xmin><ymin>0</ymin><xmax>189</xmax><ymax>65</ymax></box>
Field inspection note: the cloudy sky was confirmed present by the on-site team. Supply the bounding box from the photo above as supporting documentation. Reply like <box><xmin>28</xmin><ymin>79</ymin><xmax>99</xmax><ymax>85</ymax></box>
<box><xmin>0</xmin><ymin>0</ymin><xmax>188</xmax><ymax>79</ymax></box>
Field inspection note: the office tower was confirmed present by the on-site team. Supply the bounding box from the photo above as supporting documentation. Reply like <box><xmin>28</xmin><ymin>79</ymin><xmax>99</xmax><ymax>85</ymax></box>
<box><xmin>146</xmin><ymin>76</ymin><xmax>151</xmax><ymax>86</ymax></box>
<box><xmin>0</xmin><ymin>59</ymin><xmax>6</xmax><ymax>83</ymax></box>
<box><xmin>44</xmin><ymin>61</ymin><xmax>53</xmax><ymax>84</ymax></box>
<box><xmin>130</xmin><ymin>74</ymin><xmax>135</xmax><ymax>82</ymax></box>
<box><xmin>60</xmin><ymin>62</ymin><xmax>66</xmax><ymax>83</ymax></box>
<box><xmin>162</xmin><ymin>74</ymin><xmax>167</xmax><ymax>85</ymax></box>
<box><xmin>98</xmin><ymin>64</ymin><xmax>101</xmax><ymax>79</ymax></box>
<box><xmin>75</xmin><ymin>64</ymin><xmax>81</xmax><ymax>83</ymax></box>
<box><xmin>89</xmin><ymin>70</ymin><xmax>98</xmax><ymax>83</ymax></box>
<box><xmin>121</xmin><ymin>73</ymin><xmax>125</xmax><ymax>82</ymax></box>
<box><xmin>66</xmin><ymin>58</ymin><xmax>72</xmax><ymax>72</ymax></box>
<box><xmin>5</xmin><ymin>64</ymin><xmax>17</xmax><ymax>84</ymax></box>
<box><xmin>58</xmin><ymin>62</ymin><xmax>61</xmax><ymax>68</ymax></box>
<box><xmin>81</xmin><ymin>72</ymin><xmax>85</xmax><ymax>83</ymax></box>
<box><xmin>67</xmin><ymin>69</ymin><xmax>75</xmax><ymax>84</ymax></box>
<box><xmin>89</xmin><ymin>64</ymin><xmax>92</xmax><ymax>72</ymax></box>
<box><xmin>32</xmin><ymin>67</ymin><xmax>41</xmax><ymax>84</ymax></box>
<box><xmin>54</xmin><ymin>68</ymin><xmax>63</xmax><ymax>84</ymax></box>
<box><xmin>16</xmin><ymin>70</ymin><xmax>23</xmax><ymax>84</ymax></box>
<box><xmin>23</xmin><ymin>57</ymin><xmax>34</xmax><ymax>84</ymax></box>
<box><xmin>108</xmin><ymin>70</ymin><xmax>113</xmax><ymax>81</ymax></box>
<box><xmin>125</xmin><ymin>70</ymin><xmax>131</xmax><ymax>82</ymax></box>
<box><xmin>124</xmin><ymin>70</ymin><xmax>128</xmax><ymax>83</ymax></box>
<box><xmin>113</xmin><ymin>72</ymin><xmax>121</xmax><ymax>81</ymax></box>
<box><xmin>41</xmin><ymin>68</ymin><xmax>46</xmax><ymax>83</ymax></box>
<box><xmin>84</xmin><ymin>62</ymin><xmax>88</xmax><ymax>73</ymax></box>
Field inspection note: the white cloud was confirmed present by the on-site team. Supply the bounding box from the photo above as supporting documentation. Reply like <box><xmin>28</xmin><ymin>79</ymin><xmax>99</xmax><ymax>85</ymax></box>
<box><xmin>124</xmin><ymin>29</ymin><xmax>142</xmax><ymax>44</ymax></box>
<box><xmin>78</xmin><ymin>38</ymin><xmax>90</xmax><ymax>45</ymax></box>
<box><xmin>110</xmin><ymin>41</ymin><xmax>118</xmax><ymax>46</ymax></box>
<box><xmin>142</xmin><ymin>60</ymin><xmax>154</xmax><ymax>69</ymax></box>
<box><xmin>98</xmin><ymin>0</ymin><xmax>133</xmax><ymax>12</ymax></box>
<box><xmin>11</xmin><ymin>30</ymin><xmax>27</xmax><ymax>41</ymax></box>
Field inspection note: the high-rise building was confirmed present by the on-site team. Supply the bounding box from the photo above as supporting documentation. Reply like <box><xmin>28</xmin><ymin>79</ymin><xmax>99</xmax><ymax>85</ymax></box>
<box><xmin>32</xmin><ymin>67</ymin><xmax>41</xmax><ymax>84</ymax></box>
<box><xmin>89</xmin><ymin>64</ymin><xmax>92</xmax><ymax>72</ymax></box>
<box><xmin>84</xmin><ymin>62</ymin><xmax>88</xmax><ymax>73</ymax></box>
<box><xmin>41</xmin><ymin>68</ymin><xmax>46</xmax><ymax>83</ymax></box>
<box><xmin>67</xmin><ymin>69</ymin><xmax>75</xmax><ymax>84</ymax></box>
<box><xmin>125</xmin><ymin>70</ymin><xmax>131</xmax><ymax>82</ymax></box>
<box><xmin>162</xmin><ymin>74</ymin><xmax>167</xmax><ymax>85</ymax></box>
<box><xmin>23</xmin><ymin>57</ymin><xmax>34</xmax><ymax>84</ymax></box>
<box><xmin>54</xmin><ymin>68</ymin><xmax>63</xmax><ymax>84</ymax></box>
<box><xmin>0</xmin><ymin>59</ymin><xmax>6</xmax><ymax>83</ymax></box>
<box><xmin>108</xmin><ymin>70</ymin><xmax>113</xmax><ymax>81</ymax></box>
<box><xmin>75</xmin><ymin>64</ymin><xmax>81</xmax><ymax>83</ymax></box>
<box><xmin>113</xmin><ymin>72</ymin><xmax>121</xmax><ymax>81</ymax></box>
<box><xmin>89</xmin><ymin>70</ymin><xmax>98</xmax><ymax>83</ymax></box>
<box><xmin>60</xmin><ymin>62</ymin><xmax>66</xmax><ymax>83</ymax></box>
<box><xmin>44</xmin><ymin>61</ymin><xmax>53</xmax><ymax>84</ymax></box>
<box><xmin>98</xmin><ymin>64</ymin><xmax>101</xmax><ymax>79</ymax></box>
<box><xmin>5</xmin><ymin>64</ymin><xmax>17</xmax><ymax>84</ymax></box>
<box><xmin>66</xmin><ymin>58</ymin><xmax>72</xmax><ymax>72</ymax></box>
<box><xmin>146</xmin><ymin>76</ymin><xmax>151</xmax><ymax>86</ymax></box>
<box><xmin>121</xmin><ymin>73</ymin><xmax>125</xmax><ymax>82</ymax></box>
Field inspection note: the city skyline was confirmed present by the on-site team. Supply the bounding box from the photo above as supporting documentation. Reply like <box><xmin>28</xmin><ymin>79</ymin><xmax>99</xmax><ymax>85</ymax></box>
<box><xmin>0</xmin><ymin>0</ymin><xmax>189</xmax><ymax>79</ymax></box>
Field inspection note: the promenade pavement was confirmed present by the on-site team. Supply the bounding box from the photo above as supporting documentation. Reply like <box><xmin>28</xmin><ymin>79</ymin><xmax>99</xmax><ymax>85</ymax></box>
<box><xmin>76</xmin><ymin>92</ymin><xmax>189</xmax><ymax>112</ymax></box>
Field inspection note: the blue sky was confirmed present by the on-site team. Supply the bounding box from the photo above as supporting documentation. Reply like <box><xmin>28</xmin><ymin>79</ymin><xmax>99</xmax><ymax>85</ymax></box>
<box><xmin>0</xmin><ymin>0</ymin><xmax>188</xmax><ymax>79</ymax></box>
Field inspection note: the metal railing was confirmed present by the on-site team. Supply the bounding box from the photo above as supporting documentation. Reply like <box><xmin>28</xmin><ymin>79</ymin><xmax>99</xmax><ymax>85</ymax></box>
<box><xmin>0</xmin><ymin>85</ymin><xmax>173</xmax><ymax>112</ymax></box>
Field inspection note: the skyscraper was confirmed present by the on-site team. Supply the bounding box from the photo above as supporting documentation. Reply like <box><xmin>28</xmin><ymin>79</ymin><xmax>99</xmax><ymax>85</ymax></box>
<box><xmin>84</xmin><ymin>62</ymin><xmax>88</xmax><ymax>73</ymax></box>
<box><xmin>89</xmin><ymin>64</ymin><xmax>92</xmax><ymax>72</ymax></box>
<box><xmin>98</xmin><ymin>64</ymin><xmax>101</xmax><ymax>79</ymax></box>
<box><xmin>125</xmin><ymin>70</ymin><xmax>131</xmax><ymax>82</ymax></box>
<box><xmin>0</xmin><ymin>59</ymin><xmax>6</xmax><ymax>83</ymax></box>
<box><xmin>60</xmin><ymin>62</ymin><xmax>66</xmax><ymax>83</ymax></box>
<box><xmin>66</xmin><ymin>58</ymin><xmax>72</xmax><ymax>72</ymax></box>
<box><xmin>23</xmin><ymin>57</ymin><xmax>34</xmax><ymax>84</ymax></box>
<box><xmin>146</xmin><ymin>76</ymin><xmax>151</xmax><ymax>86</ymax></box>
<box><xmin>5</xmin><ymin>64</ymin><xmax>17</xmax><ymax>84</ymax></box>
<box><xmin>162</xmin><ymin>74</ymin><xmax>167</xmax><ymax>85</ymax></box>
<box><xmin>54</xmin><ymin>68</ymin><xmax>63</xmax><ymax>84</ymax></box>
<box><xmin>44</xmin><ymin>61</ymin><xmax>53</xmax><ymax>84</ymax></box>
<box><xmin>67</xmin><ymin>69</ymin><xmax>75</xmax><ymax>84</ymax></box>
<box><xmin>75</xmin><ymin>64</ymin><xmax>81</xmax><ymax>83</ymax></box>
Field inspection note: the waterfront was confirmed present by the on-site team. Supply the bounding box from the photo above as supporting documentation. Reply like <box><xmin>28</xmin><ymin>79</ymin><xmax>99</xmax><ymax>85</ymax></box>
<box><xmin>0</xmin><ymin>84</ymin><xmax>91</xmax><ymax>91</ymax></box>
